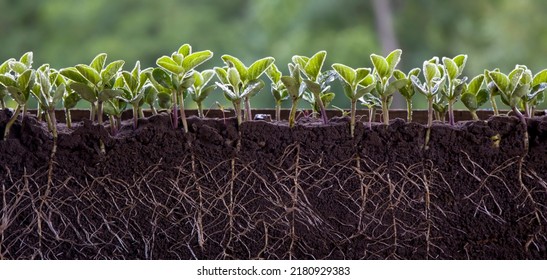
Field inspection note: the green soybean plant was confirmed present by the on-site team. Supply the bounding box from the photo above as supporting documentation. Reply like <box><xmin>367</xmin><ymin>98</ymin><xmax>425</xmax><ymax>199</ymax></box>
<box><xmin>359</xmin><ymin>92</ymin><xmax>382</xmax><ymax>129</ymax></box>
<box><xmin>291</xmin><ymin>51</ymin><xmax>331</xmax><ymax>124</ymax></box>
<box><xmin>370</xmin><ymin>49</ymin><xmax>408</xmax><ymax>125</ymax></box>
<box><xmin>432</xmin><ymin>94</ymin><xmax>448</xmax><ymax>122</ymax></box>
<box><xmin>142</xmin><ymin>84</ymin><xmax>159</xmax><ymax>115</ymax></box>
<box><xmin>188</xmin><ymin>69</ymin><xmax>216</xmax><ymax>118</ymax></box>
<box><xmin>0</xmin><ymin>52</ymin><xmax>35</xmax><ymax>140</ymax></box>
<box><xmin>0</xmin><ymin>58</ymin><xmax>15</xmax><ymax>109</ymax></box>
<box><xmin>486</xmin><ymin>66</ymin><xmax>530</xmax><ymax>123</ymax></box>
<box><xmin>441</xmin><ymin>55</ymin><xmax>468</xmax><ymax>125</ymax></box>
<box><xmin>280</xmin><ymin>63</ymin><xmax>305</xmax><ymax>128</ymax></box>
<box><xmin>56</xmin><ymin>73</ymin><xmax>80</xmax><ymax>129</ymax></box>
<box><xmin>215</xmin><ymin>55</ymin><xmax>275</xmax><ymax>123</ymax></box>
<box><xmin>484</xmin><ymin>69</ymin><xmax>501</xmax><ymax>115</ymax></box>
<box><xmin>302</xmin><ymin>88</ymin><xmax>335</xmax><ymax>116</ymax></box>
<box><xmin>522</xmin><ymin>67</ymin><xmax>547</xmax><ymax>117</ymax></box>
<box><xmin>332</xmin><ymin>63</ymin><xmax>375</xmax><ymax>137</ymax></box>
<box><xmin>266</xmin><ymin>64</ymin><xmax>289</xmax><ymax>122</ymax></box>
<box><xmin>411</xmin><ymin>57</ymin><xmax>447</xmax><ymax>128</ymax></box>
<box><xmin>461</xmin><ymin>74</ymin><xmax>488</xmax><ymax>120</ymax></box>
<box><xmin>393</xmin><ymin>68</ymin><xmax>420</xmax><ymax>122</ymax></box>
<box><xmin>119</xmin><ymin>61</ymin><xmax>152</xmax><ymax>129</ymax></box>
<box><xmin>152</xmin><ymin>44</ymin><xmax>213</xmax><ymax>132</ymax></box>
<box><xmin>60</xmin><ymin>53</ymin><xmax>125</xmax><ymax>125</ymax></box>
<box><xmin>103</xmin><ymin>96</ymin><xmax>127</xmax><ymax>135</ymax></box>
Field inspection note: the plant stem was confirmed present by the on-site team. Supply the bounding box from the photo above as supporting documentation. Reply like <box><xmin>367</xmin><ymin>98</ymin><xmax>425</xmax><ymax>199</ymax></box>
<box><xmin>150</xmin><ymin>104</ymin><xmax>157</xmax><ymax>115</ymax></box>
<box><xmin>470</xmin><ymin>110</ymin><xmax>479</xmax><ymax>121</ymax></box>
<box><xmin>490</xmin><ymin>95</ymin><xmax>499</xmax><ymax>115</ymax></box>
<box><xmin>3</xmin><ymin>104</ymin><xmax>21</xmax><ymax>140</ymax></box>
<box><xmin>109</xmin><ymin>115</ymin><xmax>117</xmax><ymax>135</ymax></box>
<box><xmin>172</xmin><ymin>91</ymin><xmax>178</xmax><ymax>129</ymax></box>
<box><xmin>138</xmin><ymin>107</ymin><xmax>144</xmax><ymax>119</ymax></box>
<box><xmin>65</xmin><ymin>108</ymin><xmax>72</xmax><ymax>129</ymax></box>
<box><xmin>289</xmin><ymin>98</ymin><xmax>298</xmax><ymax>128</ymax></box>
<box><xmin>0</xmin><ymin>99</ymin><xmax>5</xmax><ymax>109</ymax></box>
<box><xmin>233</xmin><ymin>100</ymin><xmax>242</xmax><ymax>126</ymax></box>
<box><xmin>244</xmin><ymin>97</ymin><xmax>252</xmax><ymax>121</ymax></box>
<box><xmin>382</xmin><ymin>96</ymin><xmax>389</xmax><ymax>125</ymax></box>
<box><xmin>406</xmin><ymin>99</ymin><xmax>412</xmax><ymax>122</ymax></box>
<box><xmin>178</xmin><ymin>91</ymin><xmax>188</xmax><ymax>133</ymax></box>
<box><xmin>97</xmin><ymin>101</ymin><xmax>103</xmax><ymax>125</ymax></box>
<box><xmin>448</xmin><ymin>99</ymin><xmax>455</xmax><ymax>126</ymax></box>
<box><xmin>47</xmin><ymin>109</ymin><xmax>58</xmax><ymax>187</ymax></box>
<box><xmin>350</xmin><ymin>99</ymin><xmax>356</xmax><ymax>138</ymax></box>
<box><xmin>368</xmin><ymin>107</ymin><xmax>375</xmax><ymax>129</ymax></box>
<box><xmin>132</xmin><ymin>104</ymin><xmax>139</xmax><ymax>130</ymax></box>
<box><xmin>427</xmin><ymin>97</ymin><xmax>433</xmax><ymax>128</ymax></box>
<box><xmin>524</xmin><ymin>102</ymin><xmax>531</xmax><ymax>118</ymax></box>
<box><xmin>90</xmin><ymin>102</ymin><xmax>96</xmax><ymax>121</ymax></box>
<box><xmin>45</xmin><ymin>111</ymin><xmax>53</xmax><ymax>132</ymax></box>
<box><xmin>197</xmin><ymin>102</ymin><xmax>204</xmax><ymax>118</ymax></box>
<box><xmin>37</xmin><ymin>106</ymin><xmax>43</xmax><ymax>122</ymax></box>
<box><xmin>275</xmin><ymin>101</ymin><xmax>281</xmax><ymax>122</ymax></box>
<box><xmin>315</xmin><ymin>93</ymin><xmax>328</xmax><ymax>124</ymax></box>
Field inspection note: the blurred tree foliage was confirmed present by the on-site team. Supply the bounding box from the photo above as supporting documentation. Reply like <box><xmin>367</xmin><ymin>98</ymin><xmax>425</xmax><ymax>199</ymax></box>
<box><xmin>1</xmin><ymin>0</ymin><xmax>546</xmax><ymax>109</ymax></box>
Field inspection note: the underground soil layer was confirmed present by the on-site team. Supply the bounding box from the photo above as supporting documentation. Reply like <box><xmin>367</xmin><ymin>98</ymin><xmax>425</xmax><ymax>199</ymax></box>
<box><xmin>0</xmin><ymin>109</ymin><xmax>546</xmax><ymax>259</ymax></box>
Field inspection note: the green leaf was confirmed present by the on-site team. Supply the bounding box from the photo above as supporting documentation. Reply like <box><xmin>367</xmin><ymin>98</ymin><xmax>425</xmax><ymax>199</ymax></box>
<box><xmin>476</xmin><ymin>89</ymin><xmax>489</xmax><ymax>106</ymax></box>
<box><xmin>76</xmin><ymin>64</ymin><xmax>101</xmax><ymax>85</ymax></box>
<box><xmin>292</xmin><ymin>55</ymin><xmax>309</xmax><ymax>70</ymax></box>
<box><xmin>37</xmin><ymin>70</ymin><xmax>51</xmax><ymax>97</ymax></box>
<box><xmin>0</xmin><ymin>59</ymin><xmax>14</xmax><ymax>74</ymax></box>
<box><xmin>221</xmin><ymin>55</ymin><xmax>247</xmax><ymax>81</ymax></box>
<box><xmin>157</xmin><ymin>91</ymin><xmax>172</xmax><ymax>109</ymax></box>
<box><xmin>99</xmin><ymin>89</ymin><xmax>123</xmax><ymax>102</ymax></box>
<box><xmin>20</xmin><ymin>52</ymin><xmax>33</xmax><ymax>68</ymax></box>
<box><xmin>468</xmin><ymin>74</ymin><xmax>485</xmax><ymax>94</ymax></box>
<box><xmin>424</xmin><ymin>62</ymin><xmax>439</xmax><ymax>83</ymax></box>
<box><xmin>332</xmin><ymin>63</ymin><xmax>356</xmax><ymax>86</ymax></box>
<box><xmin>157</xmin><ymin>56</ymin><xmax>184</xmax><ymax>75</ymax></box>
<box><xmin>384</xmin><ymin>78</ymin><xmax>408</xmax><ymax>97</ymax></box>
<box><xmin>63</xmin><ymin>92</ymin><xmax>81</xmax><ymax>109</ymax></box>
<box><xmin>182</xmin><ymin>50</ymin><xmax>213</xmax><ymax>72</ymax></box>
<box><xmin>355</xmin><ymin>83</ymin><xmax>376</xmax><ymax>99</ymax></box>
<box><xmin>214</xmin><ymin>67</ymin><xmax>229</xmax><ymax>84</ymax></box>
<box><xmin>461</xmin><ymin>92</ymin><xmax>477</xmax><ymax>110</ymax></box>
<box><xmin>152</xmin><ymin>68</ymin><xmax>173</xmax><ymax>89</ymax></box>
<box><xmin>442</xmin><ymin>57</ymin><xmax>459</xmax><ymax>79</ymax></box>
<box><xmin>409</xmin><ymin>68</ymin><xmax>421</xmax><ymax>77</ymax></box>
<box><xmin>60</xmin><ymin>68</ymin><xmax>89</xmax><ymax>84</ymax></box>
<box><xmin>9</xmin><ymin>61</ymin><xmax>28</xmax><ymax>74</ymax></box>
<box><xmin>215</xmin><ymin>82</ymin><xmax>237</xmax><ymax>101</ymax></box>
<box><xmin>131</xmin><ymin>61</ymin><xmax>141</xmax><ymax>80</ymax></box>
<box><xmin>411</xmin><ymin>75</ymin><xmax>428</xmax><ymax>96</ymax></box>
<box><xmin>90</xmin><ymin>53</ymin><xmax>107</xmax><ymax>73</ymax></box>
<box><xmin>0</xmin><ymin>74</ymin><xmax>16</xmax><ymax>87</ymax></box>
<box><xmin>201</xmin><ymin>69</ymin><xmax>215</xmax><ymax>86</ymax></box>
<box><xmin>320</xmin><ymin>92</ymin><xmax>335</xmax><ymax>108</ymax></box>
<box><xmin>171</xmin><ymin>53</ymin><xmax>184</xmax><ymax>65</ymax></box>
<box><xmin>143</xmin><ymin>85</ymin><xmax>158</xmax><ymax>105</ymax></box>
<box><xmin>355</xmin><ymin>68</ymin><xmax>371</xmax><ymax>84</ymax></box>
<box><xmin>52</xmin><ymin>85</ymin><xmax>65</xmax><ymax>105</ymax></box>
<box><xmin>385</xmin><ymin>49</ymin><xmax>402</xmax><ymax>74</ymax></box>
<box><xmin>266</xmin><ymin>63</ymin><xmax>282</xmax><ymax>83</ymax></box>
<box><xmin>304</xmin><ymin>51</ymin><xmax>327</xmax><ymax>81</ymax></box>
<box><xmin>101</xmin><ymin>60</ymin><xmax>125</xmax><ymax>84</ymax></box>
<box><xmin>178</xmin><ymin>44</ymin><xmax>192</xmax><ymax>57</ymax></box>
<box><xmin>247</xmin><ymin>57</ymin><xmax>275</xmax><ymax>81</ymax></box>
<box><xmin>281</xmin><ymin>76</ymin><xmax>300</xmax><ymax>99</ymax></box>
<box><xmin>6</xmin><ymin>86</ymin><xmax>24</xmax><ymax>104</ymax></box>
<box><xmin>197</xmin><ymin>85</ymin><xmax>216</xmax><ymax>102</ymax></box>
<box><xmin>70</xmin><ymin>82</ymin><xmax>96</xmax><ymax>102</ymax></box>
<box><xmin>393</xmin><ymin>69</ymin><xmax>406</xmax><ymax>80</ymax></box>
<box><xmin>241</xmin><ymin>79</ymin><xmax>265</xmax><ymax>98</ymax></box>
<box><xmin>532</xmin><ymin>69</ymin><xmax>547</xmax><ymax>87</ymax></box>
<box><xmin>453</xmin><ymin>54</ymin><xmax>467</xmax><ymax>74</ymax></box>
<box><xmin>122</xmin><ymin>71</ymin><xmax>138</xmax><ymax>92</ymax></box>
<box><xmin>488</xmin><ymin>72</ymin><xmax>509</xmax><ymax>92</ymax></box>
<box><xmin>227</xmin><ymin>67</ymin><xmax>241</xmax><ymax>88</ymax></box>
<box><xmin>370</xmin><ymin>54</ymin><xmax>390</xmax><ymax>79</ymax></box>
<box><xmin>508</xmin><ymin>67</ymin><xmax>524</xmax><ymax>92</ymax></box>
<box><xmin>17</xmin><ymin>69</ymin><xmax>34</xmax><ymax>91</ymax></box>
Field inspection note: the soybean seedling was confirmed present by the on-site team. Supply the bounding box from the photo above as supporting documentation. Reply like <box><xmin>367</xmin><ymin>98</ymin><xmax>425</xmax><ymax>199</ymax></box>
<box><xmin>393</xmin><ymin>68</ymin><xmax>420</xmax><ymax>122</ymax></box>
<box><xmin>359</xmin><ymin>92</ymin><xmax>382</xmax><ymax>129</ymax></box>
<box><xmin>266</xmin><ymin>64</ymin><xmax>289</xmax><ymax>122</ymax></box>
<box><xmin>292</xmin><ymin>51</ymin><xmax>331</xmax><ymax>124</ymax></box>
<box><xmin>486</xmin><ymin>66</ymin><xmax>530</xmax><ymax>123</ymax></box>
<box><xmin>332</xmin><ymin>63</ymin><xmax>375</xmax><ymax>137</ymax></box>
<box><xmin>119</xmin><ymin>61</ymin><xmax>152</xmax><ymax>129</ymax></box>
<box><xmin>189</xmin><ymin>69</ymin><xmax>216</xmax><ymax>118</ymax></box>
<box><xmin>0</xmin><ymin>52</ymin><xmax>35</xmax><ymax>140</ymax></box>
<box><xmin>152</xmin><ymin>44</ymin><xmax>213</xmax><ymax>132</ymax></box>
<box><xmin>0</xmin><ymin>58</ymin><xmax>16</xmax><ymax>110</ymax></box>
<box><xmin>411</xmin><ymin>57</ymin><xmax>447</xmax><ymax>128</ymax></box>
<box><xmin>215</xmin><ymin>55</ymin><xmax>275</xmax><ymax>124</ymax></box>
<box><xmin>461</xmin><ymin>74</ymin><xmax>488</xmax><ymax>120</ymax></box>
<box><xmin>60</xmin><ymin>53</ymin><xmax>125</xmax><ymax>125</ymax></box>
<box><xmin>370</xmin><ymin>49</ymin><xmax>408</xmax><ymax>125</ymax></box>
<box><xmin>521</xmin><ymin>67</ymin><xmax>547</xmax><ymax>117</ymax></box>
<box><xmin>103</xmin><ymin>96</ymin><xmax>127</xmax><ymax>135</ymax></box>
<box><xmin>441</xmin><ymin>55</ymin><xmax>468</xmax><ymax>125</ymax></box>
<box><xmin>280</xmin><ymin>63</ymin><xmax>305</xmax><ymax>128</ymax></box>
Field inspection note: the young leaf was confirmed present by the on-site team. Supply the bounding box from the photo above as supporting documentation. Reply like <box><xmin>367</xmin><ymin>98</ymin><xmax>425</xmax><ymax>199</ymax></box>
<box><xmin>305</xmin><ymin>51</ymin><xmax>327</xmax><ymax>81</ymax></box>
<box><xmin>182</xmin><ymin>50</ymin><xmax>213</xmax><ymax>72</ymax></box>
<box><xmin>9</xmin><ymin>61</ymin><xmax>28</xmax><ymax>74</ymax></box>
<box><xmin>157</xmin><ymin>56</ymin><xmax>184</xmax><ymax>75</ymax></box>
<box><xmin>64</xmin><ymin>92</ymin><xmax>80</xmax><ymax>109</ymax></box>
<box><xmin>90</xmin><ymin>53</ymin><xmax>107</xmax><ymax>73</ymax></box>
<box><xmin>17</xmin><ymin>69</ymin><xmax>34</xmax><ymax>91</ymax></box>
<box><xmin>488</xmin><ymin>72</ymin><xmax>509</xmax><ymax>93</ymax></box>
<box><xmin>266</xmin><ymin>63</ymin><xmax>282</xmax><ymax>83</ymax></box>
<box><xmin>281</xmin><ymin>76</ymin><xmax>300</xmax><ymax>99</ymax></box>
<box><xmin>215</xmin><ymin>82</ymin><xmax>237</xmax><ymax>101</ymax></box>
<box><xmin>442</xmin><ymin>57</ymin><xmax>459</xmax><ymax>79</ymax></box>
<box><xmin>98</xmin><ymin>89</ymin><xmax>123</xmax><ymax>102</ymax></box>
<box><xmin>221</xmin><ymin>55</ymin><xmax>247</xmax><ymax>80</ymax></box>
<box><xmin>70</xmin><ymin>82</ymin><xmax>96</xmax><ymax>102</ymax></box>
<box><xmin>241</xmin><ymin>79</ymin><xmax>265</xmax><ymax>98</ymax></box>
<box><xmin>152</xmin><ymin>68</ymin><xmax>172</xmax><ymax>89</ymax></box>
<box><xmin>76</xmin><ymin>64</ymin><xmax>101</xmax><ymax>85</ymax></box>
<box><xmin>60</xmin><ymin>68</ymin><xmax>89</xmax><ymax>84</ymax></box>
<box><xmin>532</xmin><ymin>69</ymin><xmax>547</xmax><ymax>87</ymax></box>
<box><xmin>385</xmin><ymin>49</ymin><xmax>402</xmax><ymax>74</ymax></box>
<box><xmin>177</xmin><ymin>44</ymin><xmax>192</xmax><ymax>57</ymax></box>
<box><xmin>424</xmin><ymin>62</ymin><xmax>439</xmax><ymax>83</ymax></box>
<box><xmin>370</xmin><ymin>54</ymin><xmax>390</xmax><ymax>79</ymax></box>
<box><xmin>332</xmin><ymin>63</ymin><xmax>356</xmax><ymax>86</ymax></box>
<box><xmin>20</xmin><ymin>52</ymin><xmax>33</xmax><ymax>68</ymax></box>
<box><xmin>384</xmin><ymin>78</ymin><xmax>409</xmax><ymax>97</ymax></box>
<box><xmin>101</xmin><ymin>60</ymin><xmax>125</xmax><ymax>83</ymax></box>
<box><xmin>214</xmin><ymin>67</ymin><xmax>230</xmax><ymax>85</ymax></box>
<box><xmin>157</xmin><ymin>91</ymin><xmax>172</xmax><ymax>109</ymax></box>
<box><xmin>247</xmin><ymin>57</ymin><xmax>275</xmax><ymax>81</ymax></box>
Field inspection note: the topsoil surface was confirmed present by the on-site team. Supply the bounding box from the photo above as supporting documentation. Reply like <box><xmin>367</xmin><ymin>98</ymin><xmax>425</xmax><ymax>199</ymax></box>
<box><xmin>0</xmin><ymin>109</ymin><xmax>546</xmax><ymax>259</ymax></box>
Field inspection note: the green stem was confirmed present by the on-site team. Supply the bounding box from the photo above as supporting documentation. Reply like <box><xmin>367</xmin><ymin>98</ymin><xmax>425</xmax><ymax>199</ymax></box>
<box><xmin>109</xmin><ymin>115</ymin><xmax>117</xmax><ymax>135</ymax></box>
<box><xmin>3</xmin><ymin>104</ymin><xmax>21</xmax><ymax>140</ymax></box>
<box><xmin>97</xmin><ymin>101</ymin><xmax>103</xmax><ymax>125</ymax></box>
<box><xmin>138</xmin><ymin>107</ymin><xmax>144</xmax><ymax>119</ymax></box>
<box><xmin>197</xmin><ymin>102</ymin><xmax>204</xmax><ymax>118</ymax></box>
<box><xmin>178</xmin><ymin>91</ymin><xmax>188</xmax><ymax>133</ymax></box>
<box><xmin>368</xmin><ymin>107</ymin><xmax>374</xmax><ymax>129</ymax></box>
<box><xmin>491</xmin><ymin>95</ymin><xmax>499</xmax><ymax>115</ymax></box>
<box><xmin>65</xmin><ymin>108</ymin><xmax>72</xmax><ymax>129</ymax></box>
<box><xmin>382</xmin><ymin>96</ymin><xmax>389</xmax><ymax>125</ymax></box>
<box><xmin>132</xmin><ymin>104</ymin><xmax>139</xmax><ymax>130</ymax></box>
<box><xmin>470</xmin><ymin>110</ymin><xmax>479</xmax><ymax>121</ymax></box>
<box><xmin>289</xmin><ymin>98</ymin><xmax>299</xmax><ymax>128</ymax></box>
<box><xmin>350</xmin><ymin>99</ymin><xmax>356</xmax><ymax>138</ymax></box>
<box><xmin>275</xmin><ymin>101</ymin><xmax>281</xmax><ymax>122</ymax></box>
<box><xmin>427</xmin><ymin>97</ymin><xmax>433</xmax><ymax>128</ymax></box>
<box><xmin>244</xmin><ymin>97</ymin><xmax>252</xmax><ymax>122</ymax></box>
<box><xmin>406</xmin><ymin>99</ymin><xmax>413</xmax><ymax>123</ymax></box>
<box><xmin>150</xmin><ymin>104</ymin><xmax>157</xmax><ymax>115</ymax></box>
<box><xmin>172</xmin><ymin>90</ymin><xmax>178</xmax><ymax>129</ymax></box>
<box><xmin>45</xmin><ymin>110</ymin><xmax>53</xmax><ymax>132</ymax></box>
<box><xmin>90</xmin><ymin>102</ymin><xmax>96</xmax><ymax>122</ymax></box>
<box><xmin>233</xmin><ymin>100</ymin><xmax>242</xmax><ymax>126</ymax></box>
<box><xmin>448</xmin><ymin>99</ymin><xmax>455</xmax><ymax>126</ymax></box>
<box><xmin>315</xmin><ymin>93</ymin><xmax>328</xmax><ymax>124</ymax></box>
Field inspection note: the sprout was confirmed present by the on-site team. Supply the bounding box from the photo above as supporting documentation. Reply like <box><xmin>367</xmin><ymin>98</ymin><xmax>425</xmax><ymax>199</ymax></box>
<box><xmin>461</xmin><ymin>74</ymin><xmax>488</xmax><ymax>120</ymax></box>
<box><xmin>359</xmin><ymin>92</ymin><xmax>381</xmax><ymax>129</ymax></box>
<box><xmin>142</xmin><ymin>84</ymin><xmax>158</xmax><ymax>115</ymax></box>
<box><xmin>266</xmin><ymin>64</ymin><xmax>289</xmax><ymax>122</ymax></box>
<box><xmin>393</xmin><ymin>68</ymin><xmax>420</xmax><ymax>122</ymax></box>
<box><xmin>370</xmin><ymin>49</ymin><xmax>408</xmax><ymax>125</ymax></box>
<box><xmin>215</xmin><ymin>55</ymin><xmax>274</xmax><ymax>125</ymax></box>
<box><xmin>484</xmin><ymin>69</ymin><xmax>501</xmax><ymax>115</ymax></box>
<box><xmin>432</xmin><ymin>94</ymin><xmax>448</xmax><ymax>122</ymax></box>
<box><xmin>119</xmin><ymin>61</ymin><xmax>152</xmax><ymax>129</ymax></box>
<box><xmin>332</xmin><ymin>63</ymin><xmax>375</xmax><ymax>137</ymax></box>
<box><xmin>411</xmin><ymin>57</ymin><xmax>446</xmax><ymax>128</ymax></box>
<box><xmin>0</xmin><ymin>52</ymin><xmax>35</xmax><ymax>140</ymax></box>
<box><xmin>440</xmin><ymin>55</ymin><xmax>468</xmax><ymax>125</ymax></box>
<box><xmin>0</xmin><ymin>58</ymin><xmax>15</xmax><ymax>110</ymax></box>
<box><xmin>152</xmin><ymin>44</ymin><xmax>214</xmax><ymax>132</ymax></box>
<box><xmin>523</xmin><ymin>68</ymin><xmax>547</xmax><ymax>117</ymax></box>
<box><xmin>291</xmin><ymin>51</ymin><xmax>331</xmax><ymax>124</ymax></box>
<box><xmin>302</xmin><ymin>70</ymin><xmax>336</xmax><ymax>120</ymax></box>
<box><xmin>60</xmin><ymin>53</ymin><xmax>125</xmax><ymax>125</ymax></box>
<box><xmin>103</xmin><ymin>97</ymin><xmax>127</xmax><ymax>135</ymax></box>
<box><xmin>486</xmin><ymin>66</ymin><xmax>530</xmax><ymax>123</ymax></box>
<box><xmin>188</xmin><ymin>69</ymin><xmax>216</xmax><ymax>118</ymax></box>
<box><xmin>280</xmin><ymin>63</ymin><xmax>305</xmax><ymax>128</ymax></box>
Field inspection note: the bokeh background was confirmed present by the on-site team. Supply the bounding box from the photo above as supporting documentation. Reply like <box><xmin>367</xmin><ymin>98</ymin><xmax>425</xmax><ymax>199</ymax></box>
<box><xmin>2</xmin><ymin>0</ymin><xmax>546</xmax><ymax>110</ymax></box>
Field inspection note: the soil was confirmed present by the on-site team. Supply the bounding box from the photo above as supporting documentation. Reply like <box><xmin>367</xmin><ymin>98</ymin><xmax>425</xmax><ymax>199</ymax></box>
<box><xmin>0</xmin><ymin>108</ymin><xmax>546</xmax><ymax>260</ymax></box>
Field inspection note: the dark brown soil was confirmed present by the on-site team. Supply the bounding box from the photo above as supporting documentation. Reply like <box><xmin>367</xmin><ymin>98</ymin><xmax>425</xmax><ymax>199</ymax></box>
<box><xmin>0</xmin><ymin>109</ymin><xmax>545</xmax><ymax>259</ymax></box>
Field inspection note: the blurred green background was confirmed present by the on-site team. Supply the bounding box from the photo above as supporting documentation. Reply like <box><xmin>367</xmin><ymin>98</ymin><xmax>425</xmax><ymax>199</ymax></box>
<box><xmin>2</xmin><ymin>0</ymin><xmax>546</xmax><ymax>110</ymax></box>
